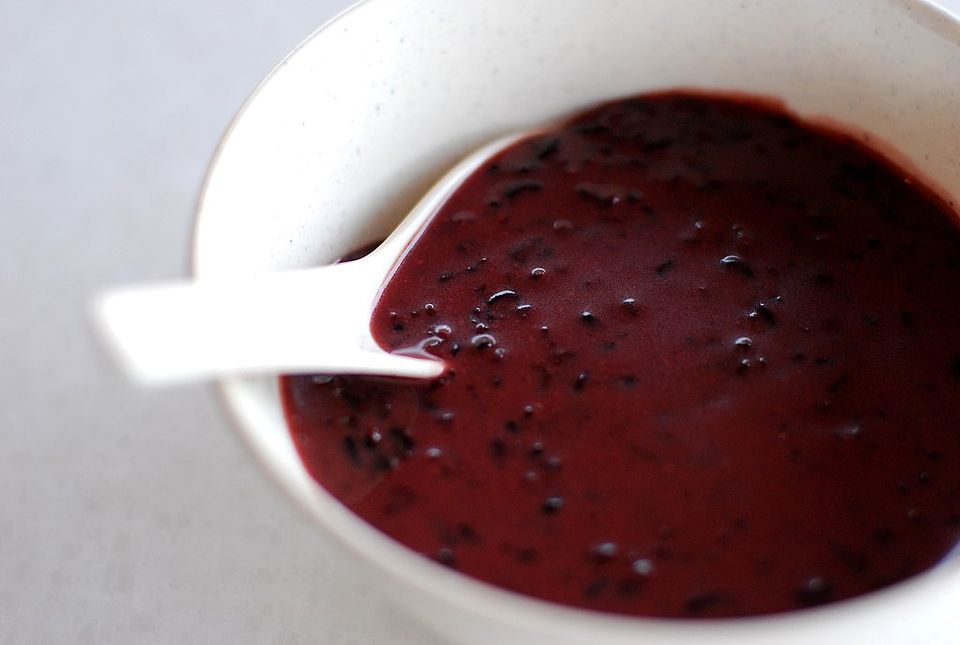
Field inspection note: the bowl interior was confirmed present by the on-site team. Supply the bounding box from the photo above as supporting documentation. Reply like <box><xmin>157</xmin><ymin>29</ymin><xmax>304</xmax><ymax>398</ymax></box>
<box><xmin>194</xmin><ymin>0</ymin><xmax>960</xmax><ymax>642</ymax></box>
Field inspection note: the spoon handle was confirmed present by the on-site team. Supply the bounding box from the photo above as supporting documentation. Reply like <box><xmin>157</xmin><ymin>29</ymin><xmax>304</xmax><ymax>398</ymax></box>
<box><xmin>91</xmin><ymin>262</ymin><xmax>444</xmax><ymax>384</ymax></box>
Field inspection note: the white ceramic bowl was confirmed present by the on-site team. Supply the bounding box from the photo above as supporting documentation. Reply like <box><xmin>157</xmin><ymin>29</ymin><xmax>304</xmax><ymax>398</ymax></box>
<box><xmin>193</xmin><ymin>1</ymin><xmax>960</xmax><ymax>642</ymax></box>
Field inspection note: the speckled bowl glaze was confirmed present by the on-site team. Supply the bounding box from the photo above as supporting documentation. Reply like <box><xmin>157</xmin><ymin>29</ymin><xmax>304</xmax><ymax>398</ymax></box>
<box><xmin>193</xmin><ymin>1</ymin><xmax>960</xmax><ymax>642</ymax></box>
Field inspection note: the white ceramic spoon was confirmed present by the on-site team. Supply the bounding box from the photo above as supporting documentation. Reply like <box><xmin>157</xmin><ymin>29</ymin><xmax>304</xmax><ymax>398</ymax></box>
<box><xmin>93</xmin><ymin>133</ymin><xmax>524</xmax><ymax>384</ymax></box>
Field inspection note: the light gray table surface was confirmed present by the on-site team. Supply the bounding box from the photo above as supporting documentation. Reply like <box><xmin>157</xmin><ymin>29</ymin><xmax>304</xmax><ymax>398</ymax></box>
<box><xmin>4</xmin><ymin>1</ymin><xmax>960</xmax><ymax>643</ymax></box>
<box><xmin>2</xmin><ymin>1</ymin><xmax>441</xmax><ymax>643</ymax></box>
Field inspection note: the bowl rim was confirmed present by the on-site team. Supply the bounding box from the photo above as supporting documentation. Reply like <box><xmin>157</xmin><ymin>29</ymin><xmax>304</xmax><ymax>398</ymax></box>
<box><xmin>191</xmin><ymin>0</ymin><xmax>960</xmax><ymax>638</ymax></box>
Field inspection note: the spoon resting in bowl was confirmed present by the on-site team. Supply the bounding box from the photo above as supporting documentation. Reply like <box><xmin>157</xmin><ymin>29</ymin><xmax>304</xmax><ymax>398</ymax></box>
<box><xmin>92</xmin><ymin>133</ymin><xmax>524</xmax><ymax>385</ymax></box>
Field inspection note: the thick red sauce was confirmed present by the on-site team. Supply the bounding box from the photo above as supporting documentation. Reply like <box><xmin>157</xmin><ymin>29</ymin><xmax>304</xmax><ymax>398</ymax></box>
<box><xmin>281</xmin><ymin>93</ymin><xmax>960</xmax><ymax>618</ymax></box>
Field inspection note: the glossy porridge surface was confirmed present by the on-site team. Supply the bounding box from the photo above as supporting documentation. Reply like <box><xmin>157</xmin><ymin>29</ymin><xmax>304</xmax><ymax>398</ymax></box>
<box><xmin>282</xmin><ymin>93</ymin><xmax>960</xmax><ymax>618</ymax></box>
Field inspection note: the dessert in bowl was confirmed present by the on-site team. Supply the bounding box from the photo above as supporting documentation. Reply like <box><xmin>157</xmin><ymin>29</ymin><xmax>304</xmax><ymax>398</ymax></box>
<box><xmin>194</xmin><ymin>0</ymin><xmax>960</xmax><ymax>642</ymax></box>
